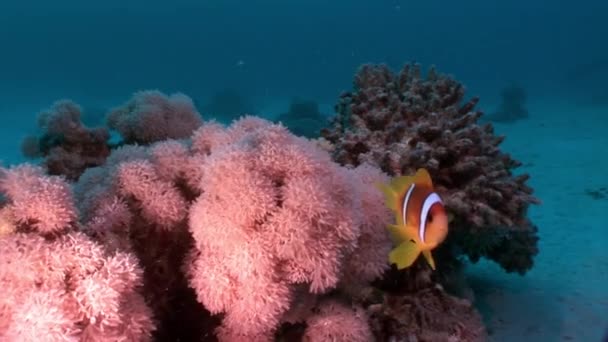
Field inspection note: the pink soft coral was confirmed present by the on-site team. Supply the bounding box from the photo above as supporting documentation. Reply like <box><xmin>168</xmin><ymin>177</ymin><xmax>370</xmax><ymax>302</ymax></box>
<box><xmin>0</xmin><ymin>167</ymin><xmax>154</xmax><ymax>340</ymax></box>
<box><xmin>0</xmin><ymin>232</ymin><xmax>154</xmax><ymax>341</ymax></box>
<box><xmin>303</xmin><ymin>299</ymin><xmax>373</xmax><ymax>342</ymax></box>
<box><xmin>8</xmin><ymin>91</ymin><xmax>408</xmax><ymax>340</ymax></box>
<box><xmin>0</xmin><ymin>164</ymin><xmax>77</xmax><ymax>235</ymax></box>
<box><xmin>186</xmin><ymin>117</ymin><xmax>391</xmax><ymax>339</ymax></box>
<box><xmin>73</xmin><ymin>138</ymin><xmax>211</xmax><ymax>340</ymax></box>
<box><xmin>70</xmin><ymin>116</ymin><xmax>391</xmax><ymax>340</ymax></box>
<box><xmin>107</xmin><ymin>90</ymin><xmax>203</xmax><ymax>144</ymax></box>
<box><xmin>116</xmin><ymin>159</ymin><xmax>189</xmax><ymax>229</ymax></box>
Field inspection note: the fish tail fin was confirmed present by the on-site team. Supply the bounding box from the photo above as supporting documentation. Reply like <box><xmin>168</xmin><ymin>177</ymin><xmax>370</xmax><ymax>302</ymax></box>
<box><xmin>389</xmin><ymin>240</ymin><xmax>421</xmax><ymax>270</ymax></box>
<box><xmin>422</xmin><ymin>250</ymin><xmax>437</xmax><ymax>270</ymax></box>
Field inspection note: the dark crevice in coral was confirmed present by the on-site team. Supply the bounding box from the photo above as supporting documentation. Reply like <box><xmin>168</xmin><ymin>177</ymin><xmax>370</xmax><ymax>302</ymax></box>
<box><xmin>128</xmin><ymin>225</ymin><xmax>219</xmax><ymax>341</ymax></box>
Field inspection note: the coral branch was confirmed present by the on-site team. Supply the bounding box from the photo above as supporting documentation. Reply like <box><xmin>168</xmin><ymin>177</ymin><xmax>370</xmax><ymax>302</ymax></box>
<box><xmin>322</xmin><ymin>63</ymin><xmax>540</xmax><ymax>274</ymax></box>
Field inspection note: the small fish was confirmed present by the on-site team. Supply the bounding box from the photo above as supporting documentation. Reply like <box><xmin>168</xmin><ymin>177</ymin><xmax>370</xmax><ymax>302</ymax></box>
<box><xmin>376</xmin><ymin>168</ymin><xmax>449</xmax><ymax>270</ymax></box>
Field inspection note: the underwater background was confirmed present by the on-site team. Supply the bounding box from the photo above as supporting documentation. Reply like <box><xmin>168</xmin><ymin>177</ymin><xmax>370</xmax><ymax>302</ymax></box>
<box><xmin>0</xmin><ymin>1</ymin><xmax>607</xmax><ymax>341</ymax></box>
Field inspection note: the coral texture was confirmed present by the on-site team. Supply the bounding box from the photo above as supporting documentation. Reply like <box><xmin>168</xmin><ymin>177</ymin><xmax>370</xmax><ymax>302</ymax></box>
<box><xmin>75</xmin><ymin>141</ymin><xmax>208</xmax><ymax>341</ymax></box>
<box><xmin>0</xmin><ymin>164</ymin><xmax>78</xmax><ymax>235</ymax></box>
<box><xmin>107</xmin><ymin>90</ymin><xmax>203</xmax><ymax>144</ymax></box>
<box><xmin>321</xmin><ymin>63</ymin><xmax>540</xmax><ymax>274</ymax></box>
<box><xmin>186</xmin><ymin>117</ymin><xmax>391</xmax><ymax>339</ymax></box>
<box><xmin>367</xmin><ymin>285</ymin><xmax>487</xmax><ymax>342</ymax></box>
<box><xmin>0</xmin><ymin>165</ymin><xmax>154</xmax><ymax>341</ymax></box>
<box><xmin>21</xmin><ymin>100</ymin><xmax>111</xmax><ymax>181</ymax></box>
<box><xmin>303</xmin><ymin>299</ymin><xmax>373</xmax><ymax>342</ymax></box>
<box><xmin>66</xmin><ymin>101</ymin><xmax>390</xmax><ymax>340</ymax></box>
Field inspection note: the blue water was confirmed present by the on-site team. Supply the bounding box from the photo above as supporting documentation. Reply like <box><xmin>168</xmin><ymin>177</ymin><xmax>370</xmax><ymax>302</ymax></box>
<box><xmin>1</xmin><ymin>1</ymin><xmax>607</xmax><ymax>341</ymax></box>
<box><xmin>2</xmin><ymin>1</ymin><xmax>607</xmax><ymax>108</ymax></box>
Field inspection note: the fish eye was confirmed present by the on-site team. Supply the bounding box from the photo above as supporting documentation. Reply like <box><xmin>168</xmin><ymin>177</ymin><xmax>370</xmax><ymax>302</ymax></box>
<box><xmin>427</xmin><ymin>214</ymin><xmax>433</xmax><ymax>223</ymax></box>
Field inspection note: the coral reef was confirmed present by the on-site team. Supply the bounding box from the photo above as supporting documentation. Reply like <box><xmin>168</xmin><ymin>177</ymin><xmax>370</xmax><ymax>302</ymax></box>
<box><xmin>186</xmin><ymin>118</ymin><xmax>391</xmax><ymax>339</ymax></box>
<box><xmin>302</xmin><ymin>299</ymin><xmax>373</xmax><ymax>342</ymax></box>
<box><xmin>485</xmin><ymin>84</ymin><xmax>529</xmax><ymax>123</ymax></box>
<box><xmin>321</xmin><ymin>63</ymin><xmax>540</xmax><ymax>275</ymax></box>
<box><xmin>274</xmin><ymin>98</ymin><xmax>327</xmax><ymax>138</ymax></box>
<box><xmin>21</xmin><ymin>100</ymin><xmax>111</xmax><ymax>181</ymax></box>
<box><xmin>0</xmin><ymin>165</ymin><xmax>154</xmax><ymax>341</ymax></box>
<box><xmin>75</xmin><ymin>142</ymin><xmax>212</xmax><ymax>341</ymax></box>
<box><xmin>367</xmin><ymin>285</ymin><xmax>486</xmax><ymax>342</ymax></box>
<box><xmin>107</xmin><ymin>90</ymin><xmax>203</xmax><ymax>144</ymax></box>
<box><xmin>5</xmin><ymin>91</ymin><xmax>397</xmax><ymax>341</ymax></box>
<box><xmin>2</xmin><ymin>70</ymin><xmax>537</xmax><ymax>340</ymax></box>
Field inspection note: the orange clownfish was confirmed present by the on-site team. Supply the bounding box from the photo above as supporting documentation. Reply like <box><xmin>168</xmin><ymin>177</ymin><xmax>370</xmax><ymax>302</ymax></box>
<box><xmin>376</xmin><ymin>168</ymin><xmax>449</xmax><ymax>270</ymax></box>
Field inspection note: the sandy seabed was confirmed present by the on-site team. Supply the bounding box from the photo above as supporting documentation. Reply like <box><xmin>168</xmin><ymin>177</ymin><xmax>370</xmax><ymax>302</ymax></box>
<box><xmin>468</xmin><ymin>100</ymin><xmax>608</xmax><ymax>342</ymax></box>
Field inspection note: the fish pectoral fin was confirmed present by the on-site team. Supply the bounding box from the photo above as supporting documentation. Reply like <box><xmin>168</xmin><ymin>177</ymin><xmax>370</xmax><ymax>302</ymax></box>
<box><xmin>389</xmin><ymin>240</ymin><xmax>421</xmax><ymax>270</ymax></box>
<box><xmin>386</xmin><ymin>224</ymin><xmax>404</xmax><ymax>244</ymax></box>
<box><xmin>387</xmin><ymin>224</ymin><xmax>418</xmax><ymax>245</ymax></box>
<box><xmin>422</xmin><ymin>250</ymin><xmax>436</xmax><ymax>270</ymax></box>
<box><xmin>375</xmin><ymin>181</ymin><xmax>398</xmax><ymax>212</ymax></box>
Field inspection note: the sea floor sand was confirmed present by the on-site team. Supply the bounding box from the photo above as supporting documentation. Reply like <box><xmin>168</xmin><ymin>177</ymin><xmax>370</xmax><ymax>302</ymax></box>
<box><xmin>468</xmin><ymin>101</ymin><xmax>608</xmax><ymax>341</ymax></box>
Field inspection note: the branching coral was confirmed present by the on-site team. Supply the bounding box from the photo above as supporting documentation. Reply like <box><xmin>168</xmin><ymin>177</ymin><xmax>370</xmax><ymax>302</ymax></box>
<box><xmin>321</xmin><ymin>63</ymin><xmax>540</xmax><ymax>274</ymax></box>
<box><xmin>367</xmin><ymin>285</ymin><xmax>486</xmax><ymax>341</ymax></box>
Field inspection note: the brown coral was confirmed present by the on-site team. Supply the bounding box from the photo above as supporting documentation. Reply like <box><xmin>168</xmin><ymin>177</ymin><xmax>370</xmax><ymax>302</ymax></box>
<box><xmin>21</xmin><ymin>100</ymin><xmax>111</xmax><ymax>181</ymax></box>
<box><xmin>321</xmin><ymin>63</ymin><xmax>540</xmax><ymax>274</ymax></box>
<box><xmin>367</xmin><ymin>285</ymin><xmax>487</xmax><ymax>342</ymax></box>
<box><xmin>303</xmin><ymin>299</ymin><xmax>373</xmax><ymax>342</ymax></box>
<box><xmin>107</xmin><ymin>90</ymin><xmax>203</xmax><ymax>144</ymax></box>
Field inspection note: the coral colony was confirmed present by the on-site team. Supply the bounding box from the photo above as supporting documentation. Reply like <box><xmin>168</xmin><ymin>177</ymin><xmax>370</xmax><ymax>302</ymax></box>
<box><xmin>0</xmin><ymin>63</ymin><xmax>539</xmax><ymax>341</ymax></box>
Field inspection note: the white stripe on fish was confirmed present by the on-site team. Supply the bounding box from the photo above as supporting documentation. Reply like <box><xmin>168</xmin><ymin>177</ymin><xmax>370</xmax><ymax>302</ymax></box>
<box><xmin>419</xmin><ymin>192</ymin><xmax>443</xmax><ymax>243</ymax></box>
<box><xmin>402</xmin><ymin>184</ymin><xmax>416</xmax><ymax>228</ymax></box>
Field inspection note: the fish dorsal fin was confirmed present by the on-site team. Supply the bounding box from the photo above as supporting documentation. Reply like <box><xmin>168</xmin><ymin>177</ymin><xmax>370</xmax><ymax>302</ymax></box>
<box><xmin>413</xmin><ymin>168</ymin><xmax>433</xmax><ymax>188</ymax></box>
<box><xmin>389</xmin><ymin>175</ymin><xmax>415</xmax><ymax>195</ymax></box>
<box><xmin>390</xmin><ymin>168</ymin><xmax>433</xmax><ymax>192</ymax></box>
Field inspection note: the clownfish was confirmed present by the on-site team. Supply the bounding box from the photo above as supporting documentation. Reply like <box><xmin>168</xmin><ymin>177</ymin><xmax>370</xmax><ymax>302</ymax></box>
<box><xmin>376</xmin><ymin>168</ymin><xmax>449</xmax><ymax>270</ymax></box>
